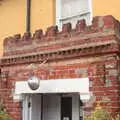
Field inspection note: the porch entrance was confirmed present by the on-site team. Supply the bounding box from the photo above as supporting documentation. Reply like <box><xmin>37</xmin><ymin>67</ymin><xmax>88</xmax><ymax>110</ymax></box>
<box><xmin>15</xmin><ymin>78</ymin><xmax>89</xmax><ymax>120</ymax></box>
<box><xmin>23</xmin><ymin>94</ymin><xmax>82</xmax><ymax>120</ymax></box>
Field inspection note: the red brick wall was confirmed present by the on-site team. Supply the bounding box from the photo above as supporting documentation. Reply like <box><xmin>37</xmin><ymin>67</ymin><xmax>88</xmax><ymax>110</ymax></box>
<box><xmin>0</xmin><ymin>15</ymin><xmax>120</xmax><ymax>119</ymax></box>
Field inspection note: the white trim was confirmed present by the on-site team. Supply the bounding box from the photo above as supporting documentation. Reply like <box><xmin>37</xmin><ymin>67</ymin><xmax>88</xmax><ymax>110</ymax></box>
<box><xmin>22</xmin><ymin>95</ymin><xmax>32</xmax><ymax>120</ymax></box>
<box><xmin>56</xmin><ymin>0</ymin><xmax>62</xmax><ymax>30</ymax></box>
<box><xmin>88</xmin><ymin>0</ymin><xmax>93</xmax><ymax>24</ymax></box>
<box><xmin>60</xmin><ymin>11</ymin><xmax>90</xmax><ymax>21</ymax></box>
<box><xmin>14</xmin><ymin>78</ymin><xmax>90</xmax><ymax>101</ymax></box>
<box><xmin>29</xmin><ymin>95</ymin><xmax>32</xmax><ymax>120</ymax></box>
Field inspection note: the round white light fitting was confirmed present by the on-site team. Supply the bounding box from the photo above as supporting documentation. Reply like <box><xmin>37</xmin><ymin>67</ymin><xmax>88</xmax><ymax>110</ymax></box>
<box><xmin>27</xmin><ymin>76</ymin><xmax>40</xmax><ymax>90</ymax></box>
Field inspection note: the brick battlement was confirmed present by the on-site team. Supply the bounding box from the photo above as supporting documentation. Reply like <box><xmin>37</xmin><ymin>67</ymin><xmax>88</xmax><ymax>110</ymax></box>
<box><xmin>3</xmin><ymin>15</ymin><xmax>120</xmax><ymax>55</ymax></box>
<box><xmin>1</xmin><ymin>15</ymin><xmax>120</xmax><ymax>120</ymax></box>
<box><xmin>1</xmin><ymin>15</ymin><xmax>120</xmax><ymax>66</ymax></box>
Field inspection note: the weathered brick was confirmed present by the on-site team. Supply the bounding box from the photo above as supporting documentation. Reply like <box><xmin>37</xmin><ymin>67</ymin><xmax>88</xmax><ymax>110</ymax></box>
<box><xmin>107</xmin><ymin>69</ymin><xmax>118</xmax><ymax>76</ymax></box>
<box><xmin>1</xmin><ymin>15</ymin><xmax>120</xmax><ymax>119</ymax></box>
<box><xmin>75</xmin><ymin>68</ymin><xmax>88</xmax><ymax>77</ymax></box>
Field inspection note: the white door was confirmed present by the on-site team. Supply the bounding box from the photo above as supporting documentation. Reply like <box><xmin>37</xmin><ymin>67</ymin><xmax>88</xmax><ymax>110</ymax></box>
<box><xmin>43</xmin><ymin>95</ymin><xmax>61</xmax><ymax>120</ymax></box>
<box><xmin>31</xmin><ymin>94</ymin><xmax>41</xmax><ymax>120</ymax></box>
<box><xmin>22</xmin><ymin>94</ymin><xmax>41</xmax><ymax>120</ymax></box>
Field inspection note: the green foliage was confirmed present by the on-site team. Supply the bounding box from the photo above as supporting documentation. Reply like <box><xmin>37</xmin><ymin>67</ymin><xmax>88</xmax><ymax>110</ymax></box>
<box><xmin>0</xmin><ymin>111</ymin><xmax>11</xmax><ymax>120</ymax></box>
<box><xmin>114</xmin><ymin>115</ymin><xmax>120</xmax><ymax>120</ymax></box>
<box><xmin>84</xmin><ymin>102</ymin><xmax>120</xmax><ymax>120</ymax></box>
<box><xmin>0</xmin><ymin>99</ymin><xmax>4</xmax><ymax>112</ymax></box>
<box><xmin>0</xmin><ymin>98</ymin><xmax>12</xmax><ymax>120</ymax></box>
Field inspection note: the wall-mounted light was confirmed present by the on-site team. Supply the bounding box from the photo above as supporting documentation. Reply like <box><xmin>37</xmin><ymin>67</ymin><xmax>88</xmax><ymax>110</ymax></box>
<box><xmin>27</xmin><ymin>65</ymin><xmax>40</xmax><ymax>90</ymax></box>
<box><xmin>27</xmin><ymin>76</ymin><xmax>40</xmax><ymax>90</ymax></box>
<box><xmin>27</xmin><ymin>60</ymin><xmax>47</xmax><ymax>91</ymax></box>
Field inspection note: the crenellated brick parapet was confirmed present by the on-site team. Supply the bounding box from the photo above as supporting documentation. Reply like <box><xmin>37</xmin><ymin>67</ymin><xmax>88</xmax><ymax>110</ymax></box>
<box><xmin>1</xmin><ymin>15</ymin><xmax>120</xmax><ymax>120</ymax></box>
<box><xmin>2</xmin><ymin>15</ymin><xmax>120</xmax><ymax>66</ymax></box>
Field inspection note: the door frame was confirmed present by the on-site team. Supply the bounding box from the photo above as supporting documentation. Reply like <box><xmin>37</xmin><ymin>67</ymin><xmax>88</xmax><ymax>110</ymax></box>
<box><xmin>22</xmin><ymin>93</ymin><xmax>84</xmax><ymax>120</ymax></box>
<box><xmin>22</xmin><ymin>94</ymin><xmax>32</xmax><ymax>120</ymax></box>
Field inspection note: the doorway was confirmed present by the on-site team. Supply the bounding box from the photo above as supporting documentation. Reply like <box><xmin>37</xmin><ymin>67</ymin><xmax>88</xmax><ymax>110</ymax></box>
<box><xmin>23</xmin><ymin>94</ymin><xmax>82</xmax><ymax>120</ymax></box>
<box><xmin>61</xmin><ymin>97</ymin><xmax>72</xmax><ymax>120</ymax></box>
